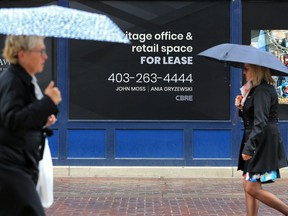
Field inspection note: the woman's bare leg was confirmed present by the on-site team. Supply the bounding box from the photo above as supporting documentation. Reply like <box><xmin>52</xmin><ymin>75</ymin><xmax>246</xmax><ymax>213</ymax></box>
<box><xmin>243</xmin><ymin>179</ymin><xmax>259</xmax><ymax>216</ymax></box>
<box><xmin>245</xmin><ymin>181</ymin><xmax>288</xmax><ymax>215</ymax></box>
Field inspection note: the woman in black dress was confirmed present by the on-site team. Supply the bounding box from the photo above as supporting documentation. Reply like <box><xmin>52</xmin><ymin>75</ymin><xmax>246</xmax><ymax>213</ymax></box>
<box><xmin>235</xmin><ymin>63</ymin><xmax>288</xmax><ymax>215</ymax></box>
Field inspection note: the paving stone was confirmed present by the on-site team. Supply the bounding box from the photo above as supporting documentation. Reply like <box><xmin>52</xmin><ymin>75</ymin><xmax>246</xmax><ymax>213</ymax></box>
<box><xmin>45</xmin><ymin>177</ymin><xmax>288</xmax><ymax>216</ymax></box>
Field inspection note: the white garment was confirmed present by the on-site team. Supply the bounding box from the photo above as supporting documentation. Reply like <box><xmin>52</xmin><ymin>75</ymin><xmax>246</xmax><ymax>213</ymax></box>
<box><xmin>32</xmin><ymin>76</ymin><xmax>54</xmax><ymax>208</ymax></box>
<box><xmin>31</xmin><ymin>76</ymin><xmax>44</xmax><ymax>99</ymax></box>
<box><xmin>240</xmin><ymin>79</ymin><xmax>253</xmax><ymax>106</ymax></box>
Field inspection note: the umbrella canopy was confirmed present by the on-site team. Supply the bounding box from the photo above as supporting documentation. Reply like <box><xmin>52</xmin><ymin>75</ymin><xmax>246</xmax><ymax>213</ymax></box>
<box><xmin>198</xmin><ymin>43</ymin><xmax>288</xmax><ymax>76</ymax></box>
<box><xmin>0</xmin><ymin>5</ymin><xmax>130</xmax><ymax>44</ymax></box>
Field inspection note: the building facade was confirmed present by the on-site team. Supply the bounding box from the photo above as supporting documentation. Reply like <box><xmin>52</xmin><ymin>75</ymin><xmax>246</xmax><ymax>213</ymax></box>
<box><xmin>0</xmin><ymin>0</ymin><xmax>287</xmax><ymax>167</ymax></box>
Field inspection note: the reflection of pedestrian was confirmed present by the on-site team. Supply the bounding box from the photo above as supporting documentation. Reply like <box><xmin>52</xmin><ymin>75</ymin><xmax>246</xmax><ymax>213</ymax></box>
<box><xmin>282</xmin><ymin>85</ymin><xmax>288</xmax><ymax>98</ymax></box>
<box><xmin>0</xmin><ymin>36</ymin><xmax>61</xmax><ymax>215</ymax></box>
<box><xmin>235</xmin><ymin>64</ymin><xmax>288</xmax><ymax>215</ymax></box>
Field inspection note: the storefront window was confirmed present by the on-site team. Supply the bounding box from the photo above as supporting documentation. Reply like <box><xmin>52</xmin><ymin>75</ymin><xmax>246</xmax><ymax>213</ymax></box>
<box><xmin>243</xmin><ymin>1</ymin><xmax>288</xmax><ymax>120</ymax></box>
<box><xmin>251</xmin><ymin>30</ymin><xmax>288</xmax><ymax>104</ymax></box>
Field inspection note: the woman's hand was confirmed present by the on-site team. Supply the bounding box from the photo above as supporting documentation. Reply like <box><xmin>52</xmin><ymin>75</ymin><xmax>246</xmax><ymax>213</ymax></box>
<box><xmin>44</xmin><ymin>81</ymin><xmax>62</xmax><ymax>105</ymax></box>
<box><xmin>235</xmin><ymin>95</ymin><xmax>243</xmax><ymax>110</ymax></box>
<box><xmin>242</xmin><ymin>154</ymin><xmax>252</xmax><ymax>161</ymax></box>
<box><xmin>45</xmin><ymin>114</ymin><xmax>57</xmax><ymax>127</ymax></box>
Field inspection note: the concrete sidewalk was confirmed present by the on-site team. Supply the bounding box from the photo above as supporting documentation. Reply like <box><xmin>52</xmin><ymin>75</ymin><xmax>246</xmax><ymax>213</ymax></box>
<box><xmin>45</xmin><ymin>177</ymin><xmax>288</xmax><ymax>216</ymax></box>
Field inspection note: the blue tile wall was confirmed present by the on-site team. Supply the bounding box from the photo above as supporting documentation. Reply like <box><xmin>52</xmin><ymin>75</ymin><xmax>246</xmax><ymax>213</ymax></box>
<box><xmin>67</xmin><ymin>129</ymin><xmax>106</xmax><ymax>158</ymax></box>
<box><xmin>193</xmin><ymin>130</ymin><xmax>231</xmax><ymax>158</ymax></box>
<box><xmin>115</xmin><ymin>130</ymin><xmax>183</xmax><ymax>158</ymax></box>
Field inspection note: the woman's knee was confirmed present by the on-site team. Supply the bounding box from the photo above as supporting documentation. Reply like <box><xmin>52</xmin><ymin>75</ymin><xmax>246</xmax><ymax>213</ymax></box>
<box><xmin>244</xmin><ymin>181</ymin><xmax>261</xmax><ymax>197</ymax></box>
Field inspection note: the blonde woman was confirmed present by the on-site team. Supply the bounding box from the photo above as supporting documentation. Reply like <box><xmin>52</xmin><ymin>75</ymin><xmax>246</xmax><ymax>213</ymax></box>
<box><xmin>0</xmin><ymin>36</ymin><xmax>61</xmax><ymax>215</ymax></box>
<box><xmin>235</xmin><ymin>64</ymin><xmax>288</xmax><ymax>215</ymax></box>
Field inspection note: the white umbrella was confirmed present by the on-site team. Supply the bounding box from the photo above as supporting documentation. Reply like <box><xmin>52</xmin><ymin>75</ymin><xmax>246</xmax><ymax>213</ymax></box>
<box><xmin>0</xmin><ymin>5</ymin><xmax>130</xmax><ymax>44</ymax></box>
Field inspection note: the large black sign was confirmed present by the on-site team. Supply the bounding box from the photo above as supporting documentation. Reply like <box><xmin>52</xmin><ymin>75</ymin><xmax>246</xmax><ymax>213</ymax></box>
<box><xmin>69</xmin><ymin>1</ymin><xmax>230</xmax><ymax>120</ymax></box>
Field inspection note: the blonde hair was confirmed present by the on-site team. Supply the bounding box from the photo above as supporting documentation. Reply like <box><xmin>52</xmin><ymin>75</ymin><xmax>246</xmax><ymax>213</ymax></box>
<box><xmin>2</xmin><ymin>35</ymin><xmax>45</xmax><ymax>64</ymax></box>
<box><xmin>249</xmin><ymin>64</ymin><xmax>275</xmax><ymax>87</ymax></box>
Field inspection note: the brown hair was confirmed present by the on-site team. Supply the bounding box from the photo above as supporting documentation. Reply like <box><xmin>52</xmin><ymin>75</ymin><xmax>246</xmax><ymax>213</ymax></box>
<box><xmin>2</xmin><ymin>35</ymin><xmax>45</xmax><ymax>64</ymax></box>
